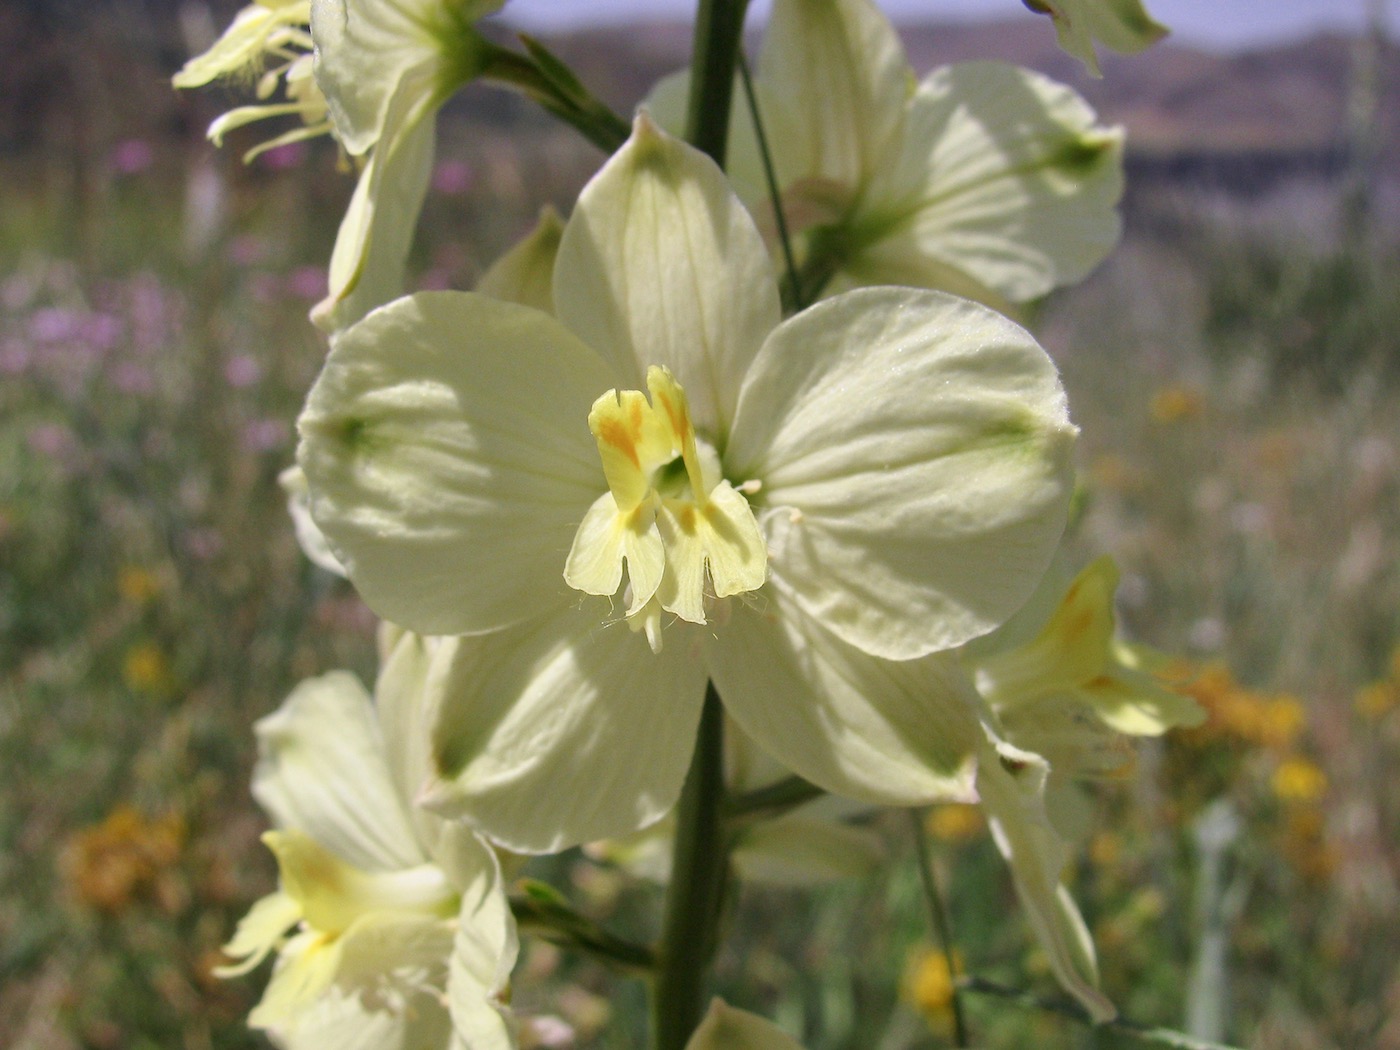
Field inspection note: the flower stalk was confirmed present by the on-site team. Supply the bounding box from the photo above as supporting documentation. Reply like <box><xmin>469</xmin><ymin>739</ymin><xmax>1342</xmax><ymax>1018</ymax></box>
<box><xmin>652</xmin><ymin>685</ymin><xmax>730</xmax><ymax>1050</ymax></box>
<box><xmin>685</xmin><ymin>0</ymin><xmax>750</xmax><ymax>165</ymax></box>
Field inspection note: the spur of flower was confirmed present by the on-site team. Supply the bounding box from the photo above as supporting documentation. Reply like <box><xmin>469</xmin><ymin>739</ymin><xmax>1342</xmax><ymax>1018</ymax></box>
<box><xmin>218</xmin><ymin>633</ymin><xmax>517</xmax><ymax>1048</ymax></box>
<box><xmin>648</xmin><ymin>0</ymin><xmax>1124</xmax><ymax>310</ymax></box>
<box><xmin>297</xmin><ymin>113</ymin><xmax>1078</xmax><ymax>854</ymax></box>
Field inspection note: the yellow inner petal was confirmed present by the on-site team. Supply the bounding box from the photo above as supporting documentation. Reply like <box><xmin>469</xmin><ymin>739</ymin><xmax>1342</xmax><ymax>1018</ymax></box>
<box><xmin>565</xmin><ymin>366</ymin><xmax>766</xmax><ymax>639</ymax></box>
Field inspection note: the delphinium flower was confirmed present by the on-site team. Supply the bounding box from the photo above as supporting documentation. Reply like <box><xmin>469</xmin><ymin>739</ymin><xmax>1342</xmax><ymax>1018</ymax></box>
<box><xmin>218</xmin><ymin>633</ymin><xmax>516</xmax><ymax>1048</ymax></box>
<box><xmin>961</xmin><ymin>555</ymin><xmax>1203</xmax><ymax>1021</ymax></box>
<box><xmin>648</xmin><ymin>0</ymin><xmax>1125</xmax><ymax>311</ymax></box>
<box><xmin>296</xmin><ymin>113</ymin><xmax>1078</xmax><ymax>854</ymax></box>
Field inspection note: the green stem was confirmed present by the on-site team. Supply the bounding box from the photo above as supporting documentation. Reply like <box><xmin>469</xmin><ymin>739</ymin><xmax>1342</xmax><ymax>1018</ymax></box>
<box><xmin>652</xmin><ymin>685</ymin><xmax>729</xmax><ymax>1050</ymax></box>
<box><xmin>908</xmin><ymin>810</ymin><xmax>971</xmax><ymax>1047</ymax></box>
<box><xmin>724</xmin><ymin>774</ymin><xmax>824</xmax><ymax>826</ymax></box>
<box><xmin>479</xmin><ymin>43</ymin><xmax>630</xmax><ymax>153</ymax></box>
<box><xmin>685</xmin><ymin>0</ymin><xmax>751</xmax><ymax>165</ymax></box>
<box><xmin>959</xmin><ymin>976</ymin><xmax>1248</xmax><ymax>1050</ymax></box>
<box><xmin>510</xmin><ymin>892</ymin><xmax>656</xmax><ymax>977</ymax></box>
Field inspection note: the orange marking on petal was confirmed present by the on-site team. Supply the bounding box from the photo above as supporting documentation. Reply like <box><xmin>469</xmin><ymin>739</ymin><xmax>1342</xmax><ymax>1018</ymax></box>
<box><xmin>596</xmin><ymin>415</ymin><xmax>640</xmax><ymax>470</ymax></box>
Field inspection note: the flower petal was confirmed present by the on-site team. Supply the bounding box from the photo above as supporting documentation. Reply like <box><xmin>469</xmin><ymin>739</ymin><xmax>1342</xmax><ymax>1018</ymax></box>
<box><xmin>553</xmin><ymin>113</ymin><xmax>780</xmax><ymax>446</ymax></box>
<box><xmin>710</xmin><ymin>588</ymin><xmax>980</xmax><ymax>806</ymax></box>
<box><xmin>173</xmin><ymin>0</ymin><xmax>310</xmax><ymax>90</ymax></box>
<box><xmin>217</xmin><ymin>891</ymin><xmax>302</xmax><ymax>977</ymax></box>
<box><xmin>734</xmin><ymin>814</ymin><xmax>888</xmax><ymax>886</ymax></box>
<box><xmin>728</xmin><ymin>287</ymin><xmax>1076</xmax><ymax>659</ymax></box>
<box><xmin>975</xmin><ymin>554</ymin><xmax>1118</xmax><ymax>704</ymax></box>
<box><xmin>476</xmin><ymin>206</ymin><xmax>565</xmax><ymax>314</ymax></box>
<box><xmin>421</xmin><ymin>604</ymin><xmax>709</xmax><ymax>853</ymax></box>
<box><xmin>686</xmin><ymin>999</ymin><xmax>805</xmax><ymax>1050</ymax></box>
<box><xmin>856</xmin><ymin>62</ymin><xmax>1123</xmax><ymax>303</ymax></box>
<box><xmin>297</xmin><ymin>291</ymin><xmax>613</xmax><ymax>636</ymax></box>
<box><xmin>447</xmin><ymin>836</ymin><xmax>519</xmax><ymax>1050</ymax></box>
<box><xmin>756</xmin><ymin>0</ymin><xmax>911</xmax><ymax>190</ymax></box>
<box><xmin>977</xmin><ymin>734</ymin><xmax>1116</xmax><ymax>1022</ymax></box>
<box><xmin>256</xmin><ymin>912</ymin><xmax>456</xmax><ymax>1048</ymax></box>
<box><xmin>1036</xmin><ymin>0</ymin><xmax>1169</xmax><ymax>76</ymax></box>
<box><xmin>313</xmin><ymin>64</ymin><xmax>438</xmax><ymax>332</ymax></box>
<box><xmin>252</xmin><ymin>671</ymin><xmax>425</xmax><ymax>871</ymax></box>
<box><xmin>311</xmin><ymin>0</ymin><xmax>497</xmax><ymax>155</ymax></box>
<box><xmin>279</xmin><ymin>464</ymin><xmax>348</xmax><ymax>576</ymax></box>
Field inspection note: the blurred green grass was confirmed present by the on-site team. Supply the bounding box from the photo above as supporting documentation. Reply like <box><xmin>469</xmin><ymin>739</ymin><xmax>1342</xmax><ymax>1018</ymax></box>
<box><xmin>2</xmin><ymin>14</ymin><xmax>1399</xmax><ymax>1050</ymax></box>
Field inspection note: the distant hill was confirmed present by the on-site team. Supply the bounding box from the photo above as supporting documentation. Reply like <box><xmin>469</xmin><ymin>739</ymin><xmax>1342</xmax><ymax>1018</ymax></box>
<box><xmin>1</xmin><ymin>4</ymin><xmax>1395</xmax><ymax>199</ymax></box>
<box><xmin>530</xmin><ymin>16</ymin><xmax>1397</xmax><ymax>175</ymax></box>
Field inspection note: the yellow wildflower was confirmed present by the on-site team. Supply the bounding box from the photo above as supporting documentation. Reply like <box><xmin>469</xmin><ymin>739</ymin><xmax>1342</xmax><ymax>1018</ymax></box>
<box><xmin>1271</xmin><ymin>756</ymin><xmax>1328</xmax><ymax>804</ymax></box>
<box><xmin>117</xmin><ymin>565</ymin><xmax>161</xmax><ymax>604</ymax></box>
<box><xmin>926</xmin><ymin>803</ymin><xmax>984</xmax><ymax>842</ymax></box>
<box><xmin>1355</xmin><ymin>681</ymin><xmax>1397</xmax><ymax>720</ymax></box>
<box><xmin>61</xmin><ymin>805</ymin><xmax>185</xmax><ymax>913</ymax></box>
<box><xmin>903</xmin><ymin>945</ymin><xmax>961</xmax><ymax>1026</ymax></box>
<box><xmin>1149</xmin><ymin>383</ymin><xmax>1204</xmax><ymax>424</ymax></box>
<box><xmin>122</xmin><ymin>642</ymin><xmax>172</xmax><ymax>693</ymax></box>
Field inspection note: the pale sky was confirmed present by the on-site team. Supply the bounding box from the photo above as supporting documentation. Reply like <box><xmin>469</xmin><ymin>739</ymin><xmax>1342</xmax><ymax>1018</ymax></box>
<box><xmin>498</xmin><ymin>0</ymin><xmax>1395</xmax><ymax>51</ymax></box>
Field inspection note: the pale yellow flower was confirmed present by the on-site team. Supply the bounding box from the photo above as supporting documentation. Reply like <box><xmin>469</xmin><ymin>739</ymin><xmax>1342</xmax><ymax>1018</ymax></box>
<box><xmin>298</xmin><ymin>115</ymin><xmax>1075</xmax><ymax>853</ymax></box>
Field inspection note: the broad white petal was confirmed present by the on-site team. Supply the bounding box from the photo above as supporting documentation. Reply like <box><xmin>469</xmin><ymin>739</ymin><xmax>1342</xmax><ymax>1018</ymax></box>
<box><xmin>311</xmin><ymin>0</ymin><xmax>500</xmax><ymax>154</ymax></box>
<box><xmin>686</xmin><ymin>999</ymin><xmax>805</xmax><ymax>1050</ymax></box>
<box><xmin>757</xmin><ymin>0</ymin><xmax>911</xmax><ymax>190</ymax></box>
<box><xmin>313</xmin><ymin>66</ymin><xmax>437</xmax><ymax>332</ymax></box>
<box><xmin>252</xmin><ymin>672</ymin><xmax>426</xmax><ymax>871</ymax></box>
<box><xmin>554</xmin><ymin>114</ymin><xmax>780</xmax><ymax>446</ymax></box>
<box><xmin>727</xmin><ymin>288</ymin><xmax>1076</xmax><ymax>659</ymax></box>
<box><xmin>977</xmin><ymin>735</ymin><xmax>1116</xmax><ymax>1022</ymax></box>
<box><xmin>734</xmin><ymin>814</ymin><xmax>887</xmax><ymax>886</ymax></box>
<box><xmin>476</xmin><ymin>206</ymin><xmax>565</xmax><ymax>314</ymax></box>
<box><xmin>642</xmin><ymin>69</ymin><xmax>769</xmax><ymax>209</ymax></box>
<box><xmin>709</xmin><ymin>589</ymin><xmax>980</xmax><ymax>806</ymax></box>
<box><xmin>858</xmin><ymin>63</ymin><xmax>1123</xmax><ymax>302</ymax></box>
<box><xmin>298</xmin><ymin>291</ymin><xmax>612</xmax><ymax>636</ymax></box>
<box><xmin>421</xmin><ymin>604</ymin><xmax>709</xmax><ymax>853</ymax></box>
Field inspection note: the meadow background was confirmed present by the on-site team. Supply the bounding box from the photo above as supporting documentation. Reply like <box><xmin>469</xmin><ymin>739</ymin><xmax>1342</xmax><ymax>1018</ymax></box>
<box><xmin>1</xmin><ymin>2</ymin><xmax>1398</xmax><ymax>1048</ymax></box>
